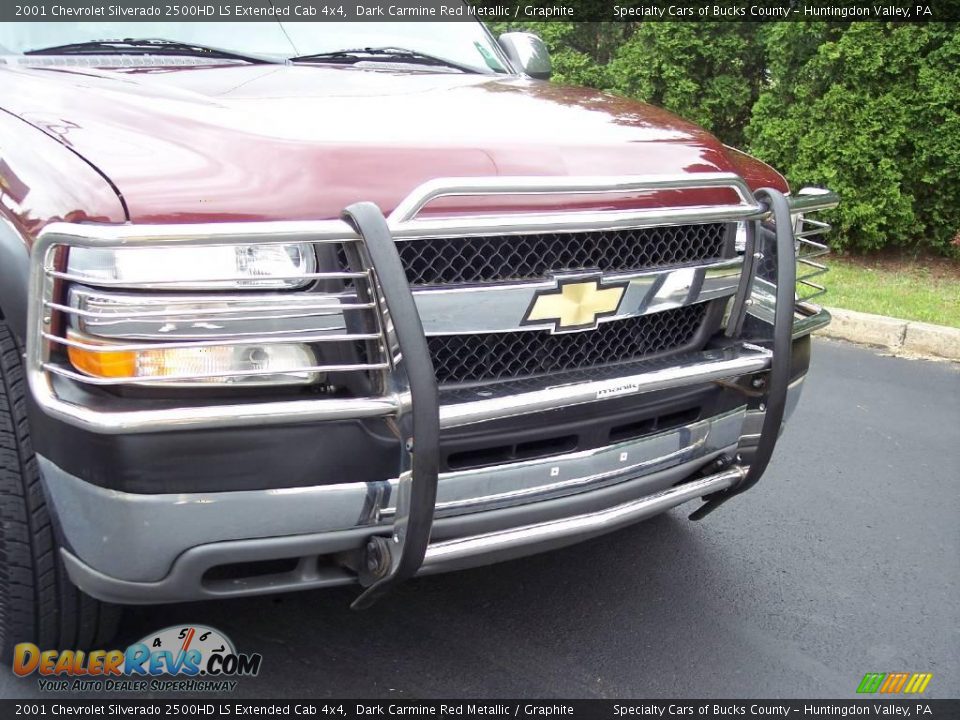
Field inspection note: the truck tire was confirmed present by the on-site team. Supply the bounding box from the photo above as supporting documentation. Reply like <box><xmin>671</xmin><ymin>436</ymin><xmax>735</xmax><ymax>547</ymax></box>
<box><xmin>0</xmin><ymin>320</ymin><xmax>121</xmax><ymax>661</ymax></box>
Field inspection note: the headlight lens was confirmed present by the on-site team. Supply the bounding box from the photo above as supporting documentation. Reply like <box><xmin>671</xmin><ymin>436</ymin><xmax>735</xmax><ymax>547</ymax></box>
<box><xmin>67</xmin><ymin>244</ymin><xmax>317</xmax><ymax>289</ymax></box>
<box><xmin>66</xmin><ymin>330</ymin><xmax>320</xmax><ymax>386</ymax></box>
<box><xmin>67</xmin><ymin>287</ymin><xmax>349</xmax><ymax>340</ymax></box>
<box><xmin>55</xmin><ymin>242</ymin><xmax>357</xmax><ymax>388</ymax></box>
<box><xmin>60</xmin><ymin>286</ymin><xmax>351</xmax><ymax>386</ymax></box>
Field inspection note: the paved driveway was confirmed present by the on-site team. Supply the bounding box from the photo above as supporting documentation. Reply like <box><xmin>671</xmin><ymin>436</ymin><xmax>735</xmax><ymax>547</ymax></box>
<box><xmin>3</xmin><ymin>339</ymin><xmax>958</xmax><ymax>699</ymax></box>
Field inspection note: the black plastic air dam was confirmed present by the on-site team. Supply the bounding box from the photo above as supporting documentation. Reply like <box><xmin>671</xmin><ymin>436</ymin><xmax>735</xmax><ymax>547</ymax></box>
<box><xmin>341</xmin><ymin>202</ymin><xmax>440</xmax><ymax>610</ymax></box>
<box><xmin>27</xmin><ymin>379</ymin><xmax>751</xmax><ymax>494</ymax></box>
<box><xmin>690</xmin><ymin>188</ymin><xmax>797</xmax><ymax>520</ymax></box>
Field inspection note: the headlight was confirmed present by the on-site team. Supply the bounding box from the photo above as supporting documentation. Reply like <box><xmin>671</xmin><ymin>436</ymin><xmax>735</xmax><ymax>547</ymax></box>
<box><xmin>67</xmin><ymin>243</ymin><xmax>317</xmax><ymax>289</ymax></box>
<box><xmin>65</xmin><ymin>329</ymin><xmax>321</xmax><ymax>386</ymax></box>
<box><xmin>67</xmin><ymin>287</ymin><xmax>350</xmax><ymax>340</ymax></box>
<box><xmin>55</xmin><ymin>242</ymin><xmax>345</xmax><ymax>387</ymax></box>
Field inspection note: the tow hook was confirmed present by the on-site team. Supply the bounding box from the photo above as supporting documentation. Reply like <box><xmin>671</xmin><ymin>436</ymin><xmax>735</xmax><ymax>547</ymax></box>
<box><xmin>359</xmin><ymin>538</ymin><xmax>392</xmax><ymax>584</ymax></box>
<box><xmin>706</xmin><ymin>454</ymin><xmax>736</xmax><ymax>475</ymax></box>
<box><xmin>688</xmin><ymin>461</ymin><xmax>748</xmax><ymax>521</ymax></box>
<box><xmin>716</xmin><ymin>371</ymin><xmax>769</xmax><ymax>398</ymax></box>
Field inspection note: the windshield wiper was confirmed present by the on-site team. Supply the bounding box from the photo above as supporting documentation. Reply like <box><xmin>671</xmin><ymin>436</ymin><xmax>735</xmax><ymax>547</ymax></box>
<box><xmin>289</xmin><ymin>47</ymin><xmax>484</xmax><ymax>74</ymax></box>
<box><xmin>24</xmin><ymin>39</ymin><xmax>281</xmax><ymax>65</ymax></box>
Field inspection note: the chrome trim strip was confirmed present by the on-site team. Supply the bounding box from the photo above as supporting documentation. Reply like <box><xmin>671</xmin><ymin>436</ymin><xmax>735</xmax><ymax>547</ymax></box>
<box><xmin>32</xmin><ymin>374</ymin><xmax>401</xmax><ymax>434</ymax></box>
<box><xmin>421</xmin><ymin>466</ymin><xmax>747</xmax><ymax>570</ymax></box>
<box><xmin>42</xmin><ymin>361</ymin><xmax>388</xmax><ymax>386</ymax></box>
<box><xmin>788</xmin><ymin>187</ymin><xmax>840</xmax><ymax>214</ymax></box>
<box><xmin>32</xmin><ymin>341</ymin><xmax>767</xmax><ymax>432</ymax></box>
<box><xmin>413</xmin><ymin>257</ymin><xmax>742</xmax><ymax>335</ymax></box>
<box><xmin>46</xmin><ymin>329</ymin><xmax>380</xmax><ymax>352</ymax></box>
<box><xmin>747</xmin><ymin>278</ymin><xmax>832</xmax><ymax>338</ymax></box>
<box><xmin>63</xmin><ymin>287</ymin><xmax>370</xmax><ymax>340</ymax></box>
<box><xmin>388</xmin><ymin>173</ymin><xmax>764</xmax><ymax>227</ymax></box>
<box><xmin>386</xmin><ymin>406</ymin><xmax>746</xmax><ymax>519</ymax></box>
<box><xmin>789</xmin><ymin>189</ymin><xmax>836</xmax><ymax>304</ymax></box>
<box><xmin>792</xmin><ymin>303</ymin><xmax>832</xmax><ymax>338</ymax></box>
<box><xmin>391</xmin><ymin>206</ymin><xmax>763</xmax><ymax>239</ymax></box>
<box><xmin>38</xmin><ymin>220</ymin><xmax>361</xmax><ymax>246</ymax></box>
<box><xmin>48</xmin><ymin>268</ymin><xmax>368</xmax><ymax>287</ymax></box>
<box><xmin>439</xmin><ymin>345</ymin><xmax>771</xmax><ymax>429</ymax></box>
<box><xmin>795</xmin><ymin>218</ymin><xmax>831</xmax><ymax>239</ymax></box>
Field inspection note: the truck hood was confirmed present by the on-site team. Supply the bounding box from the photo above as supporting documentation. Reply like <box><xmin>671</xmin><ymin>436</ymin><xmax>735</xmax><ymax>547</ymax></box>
<box><xmin>1</xmin><ymin>62</ymin><xmax>785</xmax><ymax>223</ymax></box>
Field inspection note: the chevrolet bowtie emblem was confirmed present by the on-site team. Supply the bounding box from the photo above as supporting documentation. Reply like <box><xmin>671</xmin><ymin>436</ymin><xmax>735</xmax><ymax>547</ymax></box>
<box><xmin>523</xmin><ymin>276</ymin><xmax>628</xmax><ymax>333</ymax></box>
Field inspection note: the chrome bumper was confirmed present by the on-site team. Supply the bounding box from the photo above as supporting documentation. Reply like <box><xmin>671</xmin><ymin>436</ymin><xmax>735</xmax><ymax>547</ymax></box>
<box><xmin>52</xmin><ymin>459</ymin><xmax>749</xmax><ymax>604</ymax></box>
<box><xmin>46</xmin><ymin>373</ymin><xmax>816</xmax><ymax>606</ymax></box>
<box><xmin>41</xmin><ymin>406</ymin><xmax>747</xmax><ymax>585</ymax></box>
<box><xmin>422</xmin><ymin>467</ymin><xmax>746</xmax><ymax>574</ymax></box>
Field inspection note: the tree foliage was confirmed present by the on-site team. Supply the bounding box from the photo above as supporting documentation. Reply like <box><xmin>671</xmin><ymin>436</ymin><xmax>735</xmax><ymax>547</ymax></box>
<box><xmin>606</xmin><ymin>22</ymin><xmax>766</xmax><ymax>149</ymax></box>
<box><xmin>748</xmin><ymin>22</ymin><xmax>959</xmax><ymax>256</ymax></box>
<box><xmin>489</xmin><ymin>21</ymin><xmax>960</xmax><ymax>256</ymax></box>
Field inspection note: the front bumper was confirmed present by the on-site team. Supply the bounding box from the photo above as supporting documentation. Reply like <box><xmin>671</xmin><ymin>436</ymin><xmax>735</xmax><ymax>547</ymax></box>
<box><xmin>28</xmin><ymin>177</ymin><xmax>837</xmax><ymax>606</ymax></box>
<box><xmin>42</xmin><ymin>372</ymin><xmax>810</xmax><ymax>604</ymax></box>
<box><xmin>58</xmin><ymin>467</ymin><xmax>746</xmax><ymax>604</ymax></box>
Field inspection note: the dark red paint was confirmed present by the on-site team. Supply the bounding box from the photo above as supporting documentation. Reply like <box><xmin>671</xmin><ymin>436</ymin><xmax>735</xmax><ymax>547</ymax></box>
<box><xmin>0</xmin><ymin>62</ymin><xmax>787</xmax><ymax>233</ymax></box>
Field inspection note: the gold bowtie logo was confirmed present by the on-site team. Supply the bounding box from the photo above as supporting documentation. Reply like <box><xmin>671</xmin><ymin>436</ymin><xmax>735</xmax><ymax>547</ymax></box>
<box><xmin>524</xmin><ymin>276</ymin><xmax>628</xmax><ymax>333</ymax></box>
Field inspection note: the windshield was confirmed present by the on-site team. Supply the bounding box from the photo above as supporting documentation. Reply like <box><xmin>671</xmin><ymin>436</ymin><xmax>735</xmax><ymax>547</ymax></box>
<box><xmin>0</xmin><ymin>20</ymin><xmax>509</xmax><ymax>74</ymax></box>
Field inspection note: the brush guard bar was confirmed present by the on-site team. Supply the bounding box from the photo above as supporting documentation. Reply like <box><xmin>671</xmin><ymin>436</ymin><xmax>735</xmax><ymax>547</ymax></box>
<box><xmin>26</xmin><ymin>175</ymin><xmax>838</xmax><ymax>606</ymax></box>
<box><xmin>690</xmin><ymin>188</ymin><xmax>798</xmax><ymax>520</ymax></box>
<box><xmin>341</xmin><ymin>203</ymin><xmax>440</xmax><ymax>609</ymax></box>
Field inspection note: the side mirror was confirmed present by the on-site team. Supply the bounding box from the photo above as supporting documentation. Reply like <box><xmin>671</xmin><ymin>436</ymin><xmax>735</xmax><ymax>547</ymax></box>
<box><xmin>498</xmin><ymin>32</ymin><xmax>552</xmax><ymax>80</ymax></box>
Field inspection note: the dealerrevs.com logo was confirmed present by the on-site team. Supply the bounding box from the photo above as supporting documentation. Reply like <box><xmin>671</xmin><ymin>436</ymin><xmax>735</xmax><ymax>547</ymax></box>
<box><xmin>13</xmin><ymin>625</ymin><xmax>262</xmax><ymax>693</ymax></box>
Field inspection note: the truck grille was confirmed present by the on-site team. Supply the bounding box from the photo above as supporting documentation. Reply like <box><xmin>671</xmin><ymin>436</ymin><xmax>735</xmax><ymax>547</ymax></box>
<box><xmin>334</xmin><ymin>221</ymin><xmax>731</xmax><ymax>386</ymax></box>
<box><xmin>426</xmin><ymin>303</ymin><xmax>708</xmax><ymax>385</ymax></box>
<box><xmin>396</xmin><ymin>223</ymin><xmax>729</xmax><ymax>286</ymax></box>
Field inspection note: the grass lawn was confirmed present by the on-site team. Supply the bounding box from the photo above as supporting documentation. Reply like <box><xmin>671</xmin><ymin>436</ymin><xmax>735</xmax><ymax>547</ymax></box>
<box><xmin>817</xmin><ymin>254</ymin><xmax>960</xmax><ymax>328</ymax></box>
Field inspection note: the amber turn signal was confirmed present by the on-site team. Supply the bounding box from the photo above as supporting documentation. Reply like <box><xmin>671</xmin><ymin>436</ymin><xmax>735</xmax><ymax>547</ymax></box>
<box><xmin>66</xmin><ymin>331</ymin><xmax>137</xmax><ymax>378</ymax></box>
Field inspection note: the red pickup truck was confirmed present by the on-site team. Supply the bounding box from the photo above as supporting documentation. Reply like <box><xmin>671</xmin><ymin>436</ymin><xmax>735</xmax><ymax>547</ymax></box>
<box><xmin>0</xmin><ymin>19</ymin><xmax>837</xmax><ymax>655</ymax></box>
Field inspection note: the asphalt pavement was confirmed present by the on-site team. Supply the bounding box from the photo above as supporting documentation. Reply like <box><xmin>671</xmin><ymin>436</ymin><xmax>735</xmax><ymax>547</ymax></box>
<box><xmin>2</xmin><ymin>339</ymin><xmax>958</xmax><ymax>699</ymax></box>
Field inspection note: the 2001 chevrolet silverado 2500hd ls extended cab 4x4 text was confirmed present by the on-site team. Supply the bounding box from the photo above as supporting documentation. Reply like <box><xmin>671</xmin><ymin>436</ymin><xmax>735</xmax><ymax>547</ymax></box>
<box><xmin>0</xmin><ymin>19</ymin><xmax>837</xmax><ymax>654</ymax></box>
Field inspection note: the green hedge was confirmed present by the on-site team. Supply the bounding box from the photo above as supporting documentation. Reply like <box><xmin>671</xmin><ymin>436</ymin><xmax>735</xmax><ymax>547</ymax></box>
<box><xmin>489</xmin><ymin>22</ymin><xmax>960</xmax><ymax>257</ymax></box>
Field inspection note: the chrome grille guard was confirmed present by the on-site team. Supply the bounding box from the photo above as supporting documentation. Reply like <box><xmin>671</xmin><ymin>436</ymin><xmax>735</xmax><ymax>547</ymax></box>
<box><xmin>26</xmin><ymin>173</ymin><xmax>838</xmax><ymax>605</ymax></box>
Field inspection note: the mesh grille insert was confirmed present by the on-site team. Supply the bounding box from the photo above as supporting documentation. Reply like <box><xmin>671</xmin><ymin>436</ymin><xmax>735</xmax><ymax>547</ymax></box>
<box><xmin>427</xmin><ymin>304</ymin><xmax>708</xmax><ymax>386</ymax></box>
<box><xmin>397</xmin><ymin>223</ymin><xmax>728</xmax><ymax>285</ymax></box>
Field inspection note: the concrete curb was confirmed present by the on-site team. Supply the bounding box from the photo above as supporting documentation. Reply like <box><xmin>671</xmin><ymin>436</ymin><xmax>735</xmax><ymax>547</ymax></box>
<box><xmin>815</xmin><ymin>307</ymin><xmax>960</xmax><ymax>361</ymax></box>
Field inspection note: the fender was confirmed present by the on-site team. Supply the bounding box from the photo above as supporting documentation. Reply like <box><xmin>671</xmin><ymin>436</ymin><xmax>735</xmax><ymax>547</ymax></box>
<box><xmin>0</xmin><ymin>106</ymin><xmax>126</xmax><ymax>342</ymax></box>
<box><xmin>0</xmin><ymin>217</ymin><xmax>29</xmax><ymax>341</ymax></box>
